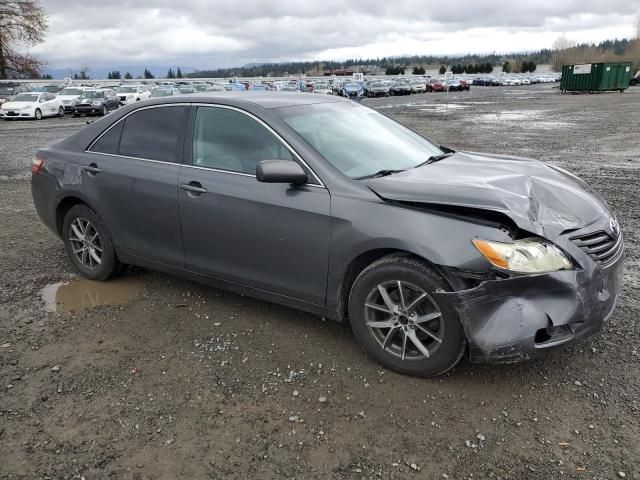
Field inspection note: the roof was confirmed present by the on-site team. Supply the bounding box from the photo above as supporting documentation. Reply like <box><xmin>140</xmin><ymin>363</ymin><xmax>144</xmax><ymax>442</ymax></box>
<box><xmin>146</xmin><ymin>91</ymin><xmax>350</xmax><ymax>110</ymax></box>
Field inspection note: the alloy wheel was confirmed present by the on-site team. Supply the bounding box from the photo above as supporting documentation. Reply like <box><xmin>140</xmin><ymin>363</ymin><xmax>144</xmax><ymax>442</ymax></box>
<box><xmin>68</xmin><ymin>217</ymin><xmax>103</xmax><ymax>270</ymax></box>
<box><xmin>364</xmin><ymin>280</ymin><xmax>443</xmax><ymax>360</ymax></box>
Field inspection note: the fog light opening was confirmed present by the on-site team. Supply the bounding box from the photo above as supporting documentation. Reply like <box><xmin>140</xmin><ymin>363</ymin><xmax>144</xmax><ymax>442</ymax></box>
<box><xmin>535</xmin><ymin>325</ymin><xmax>573</xmax><ymax>346</ymax></box>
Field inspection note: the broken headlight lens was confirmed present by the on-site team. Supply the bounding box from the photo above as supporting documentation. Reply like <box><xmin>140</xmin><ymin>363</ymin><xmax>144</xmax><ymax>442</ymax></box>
<box><xmin>472</xmin><ymin>238</ymin><xmax>573</xmax><ymax>273</ymax></box>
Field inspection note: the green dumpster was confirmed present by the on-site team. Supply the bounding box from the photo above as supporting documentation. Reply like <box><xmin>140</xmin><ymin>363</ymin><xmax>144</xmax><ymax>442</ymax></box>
<box><xmin>560</xmin><ymin>62</ymin><xmax>632</xmax><ymax>93</ymax></box>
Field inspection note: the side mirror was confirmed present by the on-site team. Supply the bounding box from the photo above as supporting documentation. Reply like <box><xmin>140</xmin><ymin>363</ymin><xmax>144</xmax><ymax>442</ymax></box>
<box><xmin>256</xmin><ymin>160</ymin><xmax>308</xmax><ymax>185</ymax></box>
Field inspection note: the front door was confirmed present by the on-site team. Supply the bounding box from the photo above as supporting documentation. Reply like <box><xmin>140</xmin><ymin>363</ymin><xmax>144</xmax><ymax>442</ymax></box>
<box><xmin>178</xmin><ymin>105</ymin><xmax>331</xmax><ymax>306</ymax></box>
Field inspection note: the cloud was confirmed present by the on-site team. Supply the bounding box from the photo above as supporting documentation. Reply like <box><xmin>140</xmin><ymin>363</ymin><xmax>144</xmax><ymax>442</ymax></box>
<box><xmin>33</xmin><ymin>0</ymin><xmax>639</xmax><ymax>68</ymax></box>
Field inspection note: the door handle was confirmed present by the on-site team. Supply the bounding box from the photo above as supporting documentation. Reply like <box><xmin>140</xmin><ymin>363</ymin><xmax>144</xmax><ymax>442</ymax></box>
<box><xmin>180</xmin><ymin>182</ymin><xmax>207</xmax><ymax>195</ymax></box>
<box><xmin>82</xmin><ymin>163</ymin><xmax>101</xmax><ymax>175</ymax></box>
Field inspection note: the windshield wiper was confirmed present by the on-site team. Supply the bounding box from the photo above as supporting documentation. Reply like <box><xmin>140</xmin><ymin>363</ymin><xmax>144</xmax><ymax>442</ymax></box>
<box><xmin>413</xmin><ymin>151</ymin><xmax>455</xmax><ymax>169</ymax></box>
<box><xmin>355</xmin><ymin>169</ymin><xmax>405</xmax><ymax>180</ymax></box>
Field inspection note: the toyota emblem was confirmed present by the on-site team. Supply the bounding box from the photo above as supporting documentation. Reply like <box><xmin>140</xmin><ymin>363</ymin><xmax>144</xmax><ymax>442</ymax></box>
<box><xmin>610</xmin><ymin>217</ymin><xmax>620</xmax><ymax>237</ymax></box>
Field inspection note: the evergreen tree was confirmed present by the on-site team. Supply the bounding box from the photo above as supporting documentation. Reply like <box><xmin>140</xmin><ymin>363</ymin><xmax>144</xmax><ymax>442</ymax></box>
<box><xmin>143</xmin><ymin>68</ymin><xmax>154</xmax><ymax>79</ymax></box>
<box><xmin>176</xmin><ymin>67</ymin><xmax>183</xmax><ymax>78</ymax></box>
<box><xmin>167</xmin><ymin>68</ymin><xmax>175</xmax><ymax>79</ymax></box>
<box><xmin>502</xmin><ymin>61</ymin><xmax>512</xmax><ymax>73</ymax></box>
<box><xmin>439</xmin><ymin>65</ymin><xmax>446</xmax><ymax>75</ymax></box>
<box><xmin>124</xmin><ymin>72</ymin><xmax>133</xmax><ymax>79</ymax></box>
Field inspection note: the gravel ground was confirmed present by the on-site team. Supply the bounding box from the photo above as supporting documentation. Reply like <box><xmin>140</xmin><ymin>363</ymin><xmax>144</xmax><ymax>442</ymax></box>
<box><xmin>1</xmin><ymin>84</ymin><xmax>639</xmax><ymax>479</ymax></box>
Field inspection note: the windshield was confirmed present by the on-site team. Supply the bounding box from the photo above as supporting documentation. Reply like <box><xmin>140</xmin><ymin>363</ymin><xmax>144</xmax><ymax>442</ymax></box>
<box><xmin>59</xmin><ymin>88</ymin><xmax>83</xmax><ymax>96</ymax></box>
<box><xmin>0</xmin><ymin>86</ymin><xmax>16</xmax><ymax>95</ymax></box>
<box><xmin>151</xmin><ymin>89</ymin><xmax>173</xmax><ymax>97</ymax></box>
<box><xmin>274</xmin><ymin>102</ymin><xmax>443</xmax><ymax>178</ymax></box>
<box><xmin>12</xmin><ymin>93</ymin><xmax>40</xmax><ymax>102</ymax></box>
<box><xmin>116</xmin><ymin>86</ymin><xmax>137</xmax><ymax>93</ymax></box>
<box><xmin>81</xmin><ymin>90</ymin><xmax>104</xmax><ymax>98</ymax></box>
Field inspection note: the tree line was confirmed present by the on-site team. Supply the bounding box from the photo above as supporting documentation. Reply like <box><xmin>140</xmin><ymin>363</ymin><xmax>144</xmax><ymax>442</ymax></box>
<box><xmin>0</xmin><ymin>1</ymin><xmax>638</xmax><ymax>80</ymax></box>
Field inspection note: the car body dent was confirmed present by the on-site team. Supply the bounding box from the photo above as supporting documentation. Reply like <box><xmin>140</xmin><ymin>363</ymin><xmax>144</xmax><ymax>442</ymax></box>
<box><xmin>434</xmin><ymin>238</ymin><xmax>623</xmax><ymax>363</ymax></box>
<box><xmin>363</xmin><ymin>151</ymin><xmax>609</xmax><ymax>241</ymax></box>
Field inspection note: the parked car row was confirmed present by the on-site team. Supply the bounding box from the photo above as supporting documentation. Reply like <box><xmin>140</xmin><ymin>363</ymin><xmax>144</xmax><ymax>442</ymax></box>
<box><xmin>472</xmin><ymin>74</ymin><xmax>561</xmax><ymax>86</ymax></box>
<box><xmin>0</xmin><ymin>70</ymin><xmax>567</xmax><ymax>120</ymax></box>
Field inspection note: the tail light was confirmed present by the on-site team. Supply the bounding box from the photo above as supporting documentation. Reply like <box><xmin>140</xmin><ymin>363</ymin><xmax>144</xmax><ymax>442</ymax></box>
<box><xmin>31</xmin><ymin>155</ymin><xmax>44</xmax><ymax>175</ymax></box>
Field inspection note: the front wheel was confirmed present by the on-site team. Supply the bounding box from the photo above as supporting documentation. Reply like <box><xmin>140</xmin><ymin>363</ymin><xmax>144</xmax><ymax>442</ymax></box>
<box><xmin>34</xmin><ymin>109</ymin><xmax>42</xmax><ymax>120</ymax></box>
<box><xmin>100</xmin><ymin>105</ymin><xmax>107</xmax><ymax>116</ymax></box>
<box><xmin>348</xmin><ymin>254</ymin><xmax>466</xmax><ymax>377</ymax></box>
<box><xmin>62</xmin><ymin>205</ymin><xmax>121</xmax><ymax>281</ymax></box>
<box><xmin>58</xmin><ymin>106</ymin><xmax>64</xmax><ymax>117</ymax></box>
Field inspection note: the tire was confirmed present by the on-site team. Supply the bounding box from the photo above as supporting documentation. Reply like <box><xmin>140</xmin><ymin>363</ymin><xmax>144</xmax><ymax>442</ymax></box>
<box><xmin>34</xmin><ymin>109</ymin><xmax>42</xmax><ymax>120</ymax></box>
<box><xmin>73</xmin><ymin>113</ymin><xmax>80</xmax><ymax>117</ymax></box>
<box><xmin>100</xmin><ymin>105</ymin><xmax>107</xmax><ymax>116</ymax></box>
<box><xmin>62</xmin><ymin>205</ymin><xmax>121</xmax><ymax>281</ymax></box>
<box><xmin>348</xmin><ymin>254</ymin><xmax>466</xmax><ymax>377</ymax></box>
<box><xmin>58</xmin><ymin>106</ymin><xmax>64</xmax><ymax>117</ymax></box>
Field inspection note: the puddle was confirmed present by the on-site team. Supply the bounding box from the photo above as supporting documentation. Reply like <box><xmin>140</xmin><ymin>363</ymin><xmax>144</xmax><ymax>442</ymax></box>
<box><xmin>474</xmin><ymin>110</ymin><xmax>574</xmax><ymax>129</ymax></box>
<box><xmin>41</xmin><ymin>276</ymin><xmax>144</xmax><ymax>313</ymax></box>
<box><xmin>418</xmin><ymin>103</ymin><xmax>469</xmax><ymax>113</ymax></box>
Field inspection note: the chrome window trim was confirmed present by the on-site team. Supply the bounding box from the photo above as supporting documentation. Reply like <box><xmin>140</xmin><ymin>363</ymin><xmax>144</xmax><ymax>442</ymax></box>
<box><xmin>85</xmin><ymin>102</ymin><xmax>325</xmax><ymax>188</ymax></box>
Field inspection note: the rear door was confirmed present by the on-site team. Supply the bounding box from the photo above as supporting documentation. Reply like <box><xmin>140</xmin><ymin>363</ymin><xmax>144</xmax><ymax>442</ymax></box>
<box><xmin>84</xmin><ymin>105</ymin><xmax>188</xmax><ymax>266</ymax></box>
<box><xmin>178</xmin><ymin>105</ymin><xmax>331</xmax><ymax>305</ymax></box>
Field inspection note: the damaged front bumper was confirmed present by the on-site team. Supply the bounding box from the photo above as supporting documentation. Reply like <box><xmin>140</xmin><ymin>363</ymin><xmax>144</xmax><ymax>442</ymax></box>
<box><xmin>435</xmin><ymin>235</ymin><xmax>624</xmax><ymax>364</ymax></box>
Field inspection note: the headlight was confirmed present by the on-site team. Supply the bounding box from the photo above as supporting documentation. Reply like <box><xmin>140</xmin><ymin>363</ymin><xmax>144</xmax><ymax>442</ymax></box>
<box><xmin>472</xmin><ymin>238</ymin><xmax>572</xmax><ymax>273</ymax></box>
<box><xmin>92</xmin><ymin>100</ymin><xmax>101</xmax><ymax>106</ymax></box>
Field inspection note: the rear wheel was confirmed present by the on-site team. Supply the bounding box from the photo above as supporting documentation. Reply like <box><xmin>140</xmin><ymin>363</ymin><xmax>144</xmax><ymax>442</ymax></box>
<box><xmin>62</xmin><ymin>205</ymin><xmax>121</xmax><ymax>281</ymax></box>
<box><xmin>348</xmin><ymin>254</ymin><xmax>466</xmax><ymax>377</ymax></box>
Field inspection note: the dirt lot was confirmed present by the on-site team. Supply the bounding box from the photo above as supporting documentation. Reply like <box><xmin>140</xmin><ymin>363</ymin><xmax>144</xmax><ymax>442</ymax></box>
<box><xmin>1</xmin><ymin>85</ymin><xmax>639</xmax><ymax>479</ymax></box>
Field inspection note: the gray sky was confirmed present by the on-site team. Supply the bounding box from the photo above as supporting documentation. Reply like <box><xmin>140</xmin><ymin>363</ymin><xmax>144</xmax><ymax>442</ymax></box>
<box><xmin>34</xmin><ymin>1</ymin><xmax>639</xmax><ymax>68</ymax></box>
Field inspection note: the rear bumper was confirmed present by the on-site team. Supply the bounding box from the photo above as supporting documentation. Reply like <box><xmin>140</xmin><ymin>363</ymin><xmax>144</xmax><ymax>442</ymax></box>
<box><xmin>31</xmin><ymin>172</ymin><xmax>59</xmax><ymax>235</ymax></box>
<box><xmin>435</xmin><ymin>247</ymin><xmax>624</xmax><ymax>363</ymax></box>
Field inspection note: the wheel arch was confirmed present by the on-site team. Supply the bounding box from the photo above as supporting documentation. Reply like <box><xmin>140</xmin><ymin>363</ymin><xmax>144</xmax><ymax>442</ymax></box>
<box><xmin>335</xmin><ymin>248</ymin><xmax>463</xmax><ymax>323</ymax></box>
<box><xmin>55</xmin><ymin>194</ymin><xmax>109</xmax><ymax>238</ymax></box>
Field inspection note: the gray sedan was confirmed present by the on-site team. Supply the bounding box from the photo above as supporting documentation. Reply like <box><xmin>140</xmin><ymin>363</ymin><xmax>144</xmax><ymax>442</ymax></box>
<box><xmin>31</xmin><ymin>93</ymin><xmax>624</xmax><ymax>377</ymax></box>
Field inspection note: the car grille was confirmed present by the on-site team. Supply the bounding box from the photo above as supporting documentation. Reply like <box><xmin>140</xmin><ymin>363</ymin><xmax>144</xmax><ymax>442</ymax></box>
<box><xmin>570</xmin><ymin>230</ymin><xmax>623</xmax><ymax>265</ymax></box>
<box><xmin>119</xmin><ymin>96</ymin><xmax>127</xmax><ymax>101</ymax></box>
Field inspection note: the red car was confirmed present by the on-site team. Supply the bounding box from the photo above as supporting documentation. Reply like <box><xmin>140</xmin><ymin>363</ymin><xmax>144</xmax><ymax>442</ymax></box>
<box><xmin>460</xmin><ymin>79</ymin><xmax>472</xmax><ymax>91</ymax></box>
<box><xmin>428</xmin><ymin>79</ymin><xmax>445</xmax><ymax>92</ymax></box>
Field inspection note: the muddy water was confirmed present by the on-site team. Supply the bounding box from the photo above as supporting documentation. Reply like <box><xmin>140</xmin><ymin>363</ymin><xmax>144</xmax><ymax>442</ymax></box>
<box><xmin>41</xmin><ymin>276</ymin><xmax>144</xmax><ymax>313</ymax></box>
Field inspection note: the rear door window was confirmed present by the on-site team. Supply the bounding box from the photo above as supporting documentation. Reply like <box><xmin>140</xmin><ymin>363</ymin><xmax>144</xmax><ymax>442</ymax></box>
<box><xmin>118</xmin><ymin>106</ymin><xmax>187</xmax><ymax>162</ymax></box>
<box><xmin>91</xmin><ymin>121</ymin><xmax>124</xmax><ymax>155</ymax></box>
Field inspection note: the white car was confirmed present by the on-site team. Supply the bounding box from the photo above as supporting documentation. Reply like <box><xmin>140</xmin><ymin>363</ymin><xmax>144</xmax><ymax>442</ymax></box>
<box><xmin>115</xmin><ymin>85</ymin><xmax>151</xmax><ymax>105</ymax></box>
<box><xmin>0</xmin><ymin>92</ymin><xmax>64</xmax><ymax>120</ymax></box>
<box><xmin>313</xmin><ymin>83</ymin><xmax>333</xmax><ymax>94</ymax></box>
<box><xmin>57</xmin><ymin>86</ymin><xmax>86</xmax><ymax>111</ymax></box>
<box><xmin>410</xmin><ymin>80</ymin><xmax>427</xmax><ymax>93</ymax></box>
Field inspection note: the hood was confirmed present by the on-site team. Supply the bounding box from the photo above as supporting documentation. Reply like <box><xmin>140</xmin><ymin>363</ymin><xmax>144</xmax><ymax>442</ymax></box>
<box><xmin>363</xmin><ymin>151</ymin><xmax>610</xmax><ymax>240</ymax></box>
<box><xmin>2</xmin><ymin>101</ymin><xmax>36</xmax><ymax>109</ymax></box>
